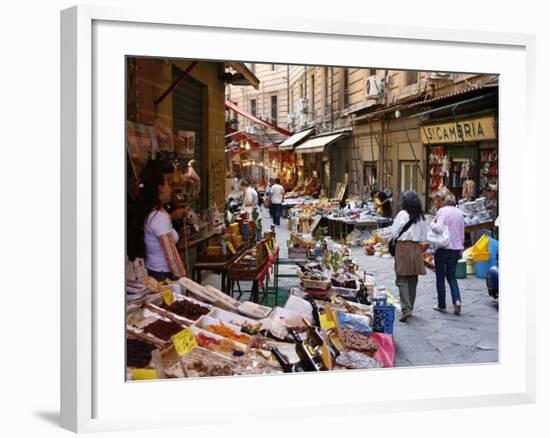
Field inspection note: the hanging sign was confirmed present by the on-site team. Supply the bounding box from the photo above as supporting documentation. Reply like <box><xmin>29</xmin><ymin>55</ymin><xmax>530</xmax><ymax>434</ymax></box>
<box><xmin>420</xmin><ymin>116</ymin><xmax>497</xmax><ymax>144</ymax></box>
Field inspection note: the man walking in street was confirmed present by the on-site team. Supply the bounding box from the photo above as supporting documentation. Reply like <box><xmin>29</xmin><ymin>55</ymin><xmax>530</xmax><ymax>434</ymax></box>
<box><xmin>269</xmin><ymin>178</ymin><xmax>285</xmax><ymax>226</ymax></box>
<box><xmin>240</xmin><ymin>179</ymin><xmax>258</xmax><ymax>208</ymax></box>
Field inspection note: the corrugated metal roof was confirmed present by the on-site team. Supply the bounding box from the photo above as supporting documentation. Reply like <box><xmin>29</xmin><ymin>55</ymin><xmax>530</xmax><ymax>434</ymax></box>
<box><xmin>407</xmin><ymin>85</ymin><xmax>497</xmax><ymax>109</ymax></box>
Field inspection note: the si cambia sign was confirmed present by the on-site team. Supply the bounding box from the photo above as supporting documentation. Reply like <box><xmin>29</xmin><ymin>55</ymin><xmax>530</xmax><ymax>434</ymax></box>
<box><xmin>420</xmin><ymin>116</ymin><xmax>497</xmax><ymax>144</ymax></box>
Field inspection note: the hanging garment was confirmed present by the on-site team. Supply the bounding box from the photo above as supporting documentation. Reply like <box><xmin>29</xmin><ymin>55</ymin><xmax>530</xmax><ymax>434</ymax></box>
<box><xmin>460</xmin><ymin>162</ymin><xmax>468</xmax><ymax>179</ymax></box>
<box><xmin>442</xmin><ymin>156</ymin><xmax>450</xmax><ymax>178</ymax></box>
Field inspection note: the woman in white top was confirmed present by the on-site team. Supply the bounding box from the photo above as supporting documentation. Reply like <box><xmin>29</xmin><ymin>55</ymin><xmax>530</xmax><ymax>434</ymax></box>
<box><xmin>127</xmin><ymin>163</ymin><xmax>187</xmax><ymax>281</ymax></box>
<box><xmin>269</xmin><ymin>178</ymin><xmax>285</xmax><ymax>226</ymax></box>
<box><xmin>390</xmin><ymin>190</ymin><xmax>428</xmax><ymax>322</ymax></box>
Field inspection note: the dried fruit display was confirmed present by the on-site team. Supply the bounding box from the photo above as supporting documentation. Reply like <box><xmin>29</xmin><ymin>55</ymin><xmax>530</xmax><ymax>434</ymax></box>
<box><xmin>126</xmin><ymin>338</ymin><xmax>156</xmax><ymax>368</ymax></box>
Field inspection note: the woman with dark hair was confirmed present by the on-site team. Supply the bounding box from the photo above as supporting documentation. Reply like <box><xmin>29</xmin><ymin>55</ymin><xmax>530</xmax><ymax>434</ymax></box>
<box><xmin>390</xmin><ymin>190</ymin><xmax>428</xmax><ymax>322</ymax></box>
<box><xmin>374</xmin><ymin>191</ymin><xmax>392</xmax><ymax>218</ymax></box>
<box><xmin>127</xmin><ymin>162</ymin><xmax>187</xmax><ymax>281</ymax></box>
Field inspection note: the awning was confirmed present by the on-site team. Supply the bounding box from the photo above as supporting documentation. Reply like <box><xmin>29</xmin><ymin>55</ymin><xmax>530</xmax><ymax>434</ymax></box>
<box><xmin>294</xmin><ymin>132</ymin><xmax>348</xmax><ymax>154</ymax></box>
<box><xmin>278</xmin><ymin>128</ymin><xmax>315</xmax><ymax>150</ymax></box>
<box><xmin>227</xmin><ymin>63</ymin><xmax>260</xmax><ymax>90</ymax></box>
<box><xmin>407</xmin><ymin>84</ymin><xmax>497</xmax><ymax>109</ymax></box>
<box><xmin>225</xmin><ymin>100</ymin><xmax>294</xmax><ymax>137</ymax></box>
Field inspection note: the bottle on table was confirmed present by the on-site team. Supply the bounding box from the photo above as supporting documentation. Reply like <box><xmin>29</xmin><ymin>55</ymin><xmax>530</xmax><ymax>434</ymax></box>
<box><xmin>289</xmin><ymin>328</ymin><xmax>325</xmax><ymax>372</ymax></box>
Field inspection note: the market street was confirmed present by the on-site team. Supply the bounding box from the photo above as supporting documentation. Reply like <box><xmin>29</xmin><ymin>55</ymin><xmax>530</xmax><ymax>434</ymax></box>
<box><xmin>205</xmin><ymin>208</ymin><xmax>499</xmax><ymax>368</ymax></box>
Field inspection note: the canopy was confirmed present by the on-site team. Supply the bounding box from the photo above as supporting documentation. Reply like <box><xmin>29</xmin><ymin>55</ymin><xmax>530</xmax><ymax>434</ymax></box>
<box><xmin>293</xmin><ymin>132</ymin><xmax>348</xmax><ymax>154</ymax></box>
<box><xmin>278</xmin><ymin>128</ymin><xmax>315</xmax><ymax>150</ymax></box>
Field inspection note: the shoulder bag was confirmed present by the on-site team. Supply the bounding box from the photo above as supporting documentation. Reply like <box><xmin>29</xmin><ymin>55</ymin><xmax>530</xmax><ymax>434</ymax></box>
<box><xmin>388</xmin><ymin>218</ymin><xmax>415</xmax><ymax>257</ymax></box>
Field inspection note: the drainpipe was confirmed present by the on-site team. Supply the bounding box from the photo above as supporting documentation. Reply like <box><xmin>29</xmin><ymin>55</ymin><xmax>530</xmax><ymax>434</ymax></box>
<box><xmin>330</xmin><ymin>67</ymin><xmax>334</xmax><ymax>131</ymax></box>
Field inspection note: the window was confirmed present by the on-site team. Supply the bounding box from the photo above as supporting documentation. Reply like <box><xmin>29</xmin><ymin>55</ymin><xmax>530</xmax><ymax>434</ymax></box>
<box><xmin>363</xmin><ymin>161</ymin><xmax>378</xmax><ymax>192</ymax></box>
<box><xmin>250</xmin><ymin>99</ymin><xmax>257</xmax><ymax>117</ymax></box>
<box><xmin>405</xmin><ymin>71</ymin><xmax>418</xmax><ymax>86</ymax></box>
<box><xmin>343</xmin><ymin>68</ymin><xmax>350</xmax><ymax>108</ymax></box>
<box><xmin>271</xmin><ymin>95</ymin><xmax>278</xmax><ymax>126</ymax></box>
<box><xmin>400</xmin><ymin>161</ymin><xmax>420</xmax><ymax>193</ymax></box>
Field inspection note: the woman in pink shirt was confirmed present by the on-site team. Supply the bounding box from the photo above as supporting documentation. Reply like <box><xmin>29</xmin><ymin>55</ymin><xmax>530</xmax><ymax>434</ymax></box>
<box><xmin>430</xmin><ymin>188</ymin><xmax>465</xmax><ymax>315</ymax></box>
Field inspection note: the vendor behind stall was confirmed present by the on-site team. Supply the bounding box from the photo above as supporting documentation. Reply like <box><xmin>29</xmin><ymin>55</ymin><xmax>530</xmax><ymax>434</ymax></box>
<box><xmin>374</xmin><ymin>190</ymin><xmax>392</xmax><ymax>218</ymax></box>
<box><xmin>127</xmin><ymin>162</ymin><xmax>187</xmax><ymax>281</ymax></box>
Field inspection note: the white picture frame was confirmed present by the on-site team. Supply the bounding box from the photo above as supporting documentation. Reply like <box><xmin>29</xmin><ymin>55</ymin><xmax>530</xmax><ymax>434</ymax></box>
<box><xmin>61</xmin><ymin>5</ymin><xmax>536</xmax><ymax>433</ymax></box>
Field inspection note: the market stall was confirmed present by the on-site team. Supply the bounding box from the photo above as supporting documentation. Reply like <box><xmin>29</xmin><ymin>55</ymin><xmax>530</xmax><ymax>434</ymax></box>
<box><xmin>126</xmin><ymin>237</ymin><xmax>397</xmax><ymax>380</ymax></box>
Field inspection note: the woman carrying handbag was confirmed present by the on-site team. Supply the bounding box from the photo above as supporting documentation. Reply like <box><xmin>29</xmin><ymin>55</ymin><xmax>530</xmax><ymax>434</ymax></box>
<box><xmin>430</xmin><ymin>187</ymin><xmax>465</xmax><ymax>315</ymax></box>
<box><xmin>390</xmin><ymin>190</ymin><xmax>428</xmax><ymax>322</ymax></box>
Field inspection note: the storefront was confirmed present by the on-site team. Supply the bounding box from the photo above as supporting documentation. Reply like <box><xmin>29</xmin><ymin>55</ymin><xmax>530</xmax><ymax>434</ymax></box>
<box><xmin>421</xmin><ymin>114</ymin><xmax>498</xmax><ymax>215</ymax></box>
<box><xmin>293</xmin><ymin>131</ymin><xmax>350</xmax><ymax>197</ymax></box>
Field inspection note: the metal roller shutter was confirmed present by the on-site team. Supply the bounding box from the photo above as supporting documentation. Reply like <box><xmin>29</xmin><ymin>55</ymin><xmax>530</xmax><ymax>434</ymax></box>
<box><xmin>172</xmin><ymin>65</ymin><xmax>206</xmax><ymax>210</ymax></box>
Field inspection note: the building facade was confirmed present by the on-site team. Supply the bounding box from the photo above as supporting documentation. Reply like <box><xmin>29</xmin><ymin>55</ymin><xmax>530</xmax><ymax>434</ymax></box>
<box><xmin>228</xmin><ymin>63</ymin><xmax>498</xmax><ymax>215</ymax></box>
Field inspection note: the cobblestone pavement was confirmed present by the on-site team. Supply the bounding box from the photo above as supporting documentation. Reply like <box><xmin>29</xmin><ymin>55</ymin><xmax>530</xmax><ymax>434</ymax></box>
<box><xmin>204</xmin><ymin>208</ymin><xmax>499</xmax><ymax>368</ymax></box>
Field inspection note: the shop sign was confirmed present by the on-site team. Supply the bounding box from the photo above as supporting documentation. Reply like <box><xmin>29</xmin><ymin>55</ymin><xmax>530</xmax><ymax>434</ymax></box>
<box><xmin>420</xmin><ymin>116</ymin><xmax>496</xmax><ymax>144</ymax></box>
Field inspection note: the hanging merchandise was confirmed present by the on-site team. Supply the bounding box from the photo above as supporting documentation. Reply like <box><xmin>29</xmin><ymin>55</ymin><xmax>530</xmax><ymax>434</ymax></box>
<box><xmin>462</xmin><ymin>179</ymin><xmax>476</xmax><ymax>200</ymax></box>
<box><xmin>182</xmin><ymin>160</ymin><xmax>201</xmax><ymax>199</ymax></box>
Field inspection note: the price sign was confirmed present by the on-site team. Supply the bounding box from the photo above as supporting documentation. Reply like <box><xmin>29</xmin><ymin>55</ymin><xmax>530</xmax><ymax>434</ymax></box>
<box><xmin>130</xmin><ymin>368</ymin><xmax>157</xmax><ymax>380</ymax></box>
<box><xmin>161</xmin><ymin>289</ymin><xmax>174</xmax><ymax>306</ymax></box>
<box><xmin>171</xmin><ymin>327</ymin><xmax>197</xmax><ymax>357</ymax></box>
<box><xmin>319</xmin><ymin>314</ymin><xmax>336</xmax><ymax>331</ymax></box>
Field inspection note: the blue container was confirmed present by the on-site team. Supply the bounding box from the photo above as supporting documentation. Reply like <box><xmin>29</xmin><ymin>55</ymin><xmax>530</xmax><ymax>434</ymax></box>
<box><xmin>372</xmin><ymin>298</ymin><xmax>395</xmax><ymax>334</ymax></box>
<box><xmin>488</xmin><ymin>237</ymin><xmax>499</xmax><ymax>268</ymax></box>
<box><xmin>474</xmin><ymin>260</ymin><xmax>490</xmax><ymax>279</ymax></box>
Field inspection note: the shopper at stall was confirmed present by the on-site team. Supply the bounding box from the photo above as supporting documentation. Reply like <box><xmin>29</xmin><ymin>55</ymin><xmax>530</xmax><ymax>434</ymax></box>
<box><xmin>270</xmin><ymin>178</ymin><xmax>285</xmax><ymax>226</ymax></box>
<box><xmin>240</xmin><ymin>179</ymin><xmax>258</xmax><ymax>207</ymax></box>
<box><xmin>391</xmin><ymin>190</ymin><xmax>428</xmax><ymax>322</ymax></box>
<box><xmin>431</xmin><ymin>187</ymin><xmax>465</xmax><ymax>315</ymax></box>
<box><xmin>127</xmin><ymin>162</ymin><xmax>187</xmax><ymax>281</ymax></box>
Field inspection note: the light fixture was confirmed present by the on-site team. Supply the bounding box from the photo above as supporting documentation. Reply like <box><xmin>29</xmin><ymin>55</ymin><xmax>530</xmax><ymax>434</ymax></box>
<box><xmin>240</xmin><ymin>141</ymin><xmax>244</xmax><ymax>149</ymax></box>
<box><xmin>245</xmin><ymin>141</ymin><xmax>251</xmax><ymax>150</ymax></box>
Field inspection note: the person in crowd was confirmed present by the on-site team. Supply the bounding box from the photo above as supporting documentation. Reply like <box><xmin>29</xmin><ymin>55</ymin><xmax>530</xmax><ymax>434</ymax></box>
<box><xmin>431</xmin><ymin>187</ymin><xmax>465</xmax><ymax>315</ymax></box>
<box><xmin>265</xmin><ymin>178</ymin><xmax>275</xmax><ymax>217</ymax></box>
<box><xmin>240</xmin><ymin>179</ymin><xmax>258</xmax><ymax>207</ymax></box>
<box><xmin>127</xmin><ymin>162</ymin><xmax>187</xmax><ymax>281</ymax></box>
<box><xmin>269</xmin><ymin>178</ymin><xmax>285</xmax><ymax>226</ymax></box>
<box><xmin>374</xmin><ymin>190</ymin><xmax>392</xmax><ymax>218</ymax></box>
<box><xmin>254</xmin><ymin>183</ymin><xmax>263</xmax><ymax>211</ymax></box>
<box><xmin>391</xmin><ymin>190</ymin><xmax>428</xmax><ymax>322</ymax></box>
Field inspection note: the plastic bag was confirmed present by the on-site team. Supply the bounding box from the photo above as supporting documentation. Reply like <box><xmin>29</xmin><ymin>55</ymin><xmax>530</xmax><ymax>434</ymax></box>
<box><xmin>427</xmin><ymin>224</ymin><xmax>450</xmax><ymax>249</ymax></box>
<box><xmin>336</xmin><ymin>311</ymin><xmax>373</xmax><ymax>335</ymax></box>
<box><xmin>371</xmin><ymin>332</ymin><xmax>395</xmax><ymax>368</ymax></box>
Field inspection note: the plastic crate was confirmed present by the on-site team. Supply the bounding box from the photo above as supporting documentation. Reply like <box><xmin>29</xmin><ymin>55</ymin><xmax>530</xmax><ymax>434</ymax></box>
<box><xmin>371</xmin><ymin>297</ymin><xmax>395</xmax><ymax>334</ymax></box>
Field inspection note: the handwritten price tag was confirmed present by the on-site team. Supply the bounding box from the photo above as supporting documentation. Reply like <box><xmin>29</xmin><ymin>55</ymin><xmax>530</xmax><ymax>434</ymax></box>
<box><xmin>130</xmin><ymin>368</ymin><xmax>157</xmax><ymax>380</ymax></box>
<box><xmin>171</xmin><ymin>327</ymin><xmax>197</xmax><ymax>357</ymax></box>
<box><xmin>319</xmin><ymin>314</ymin><xmax>336</xmax><ymax>331</ymax></box>
<box><xmin>161</xmin><ymin>289</ymin><xmax>174</xmax><ymax>306</ymax></box>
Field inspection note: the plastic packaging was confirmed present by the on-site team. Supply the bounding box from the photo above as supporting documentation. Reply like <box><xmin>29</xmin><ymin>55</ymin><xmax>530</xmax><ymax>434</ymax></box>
<box><xmin>336</xmin><ymin>311</ymin><xmax>373</xmax><ymax>335</ymax></box>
